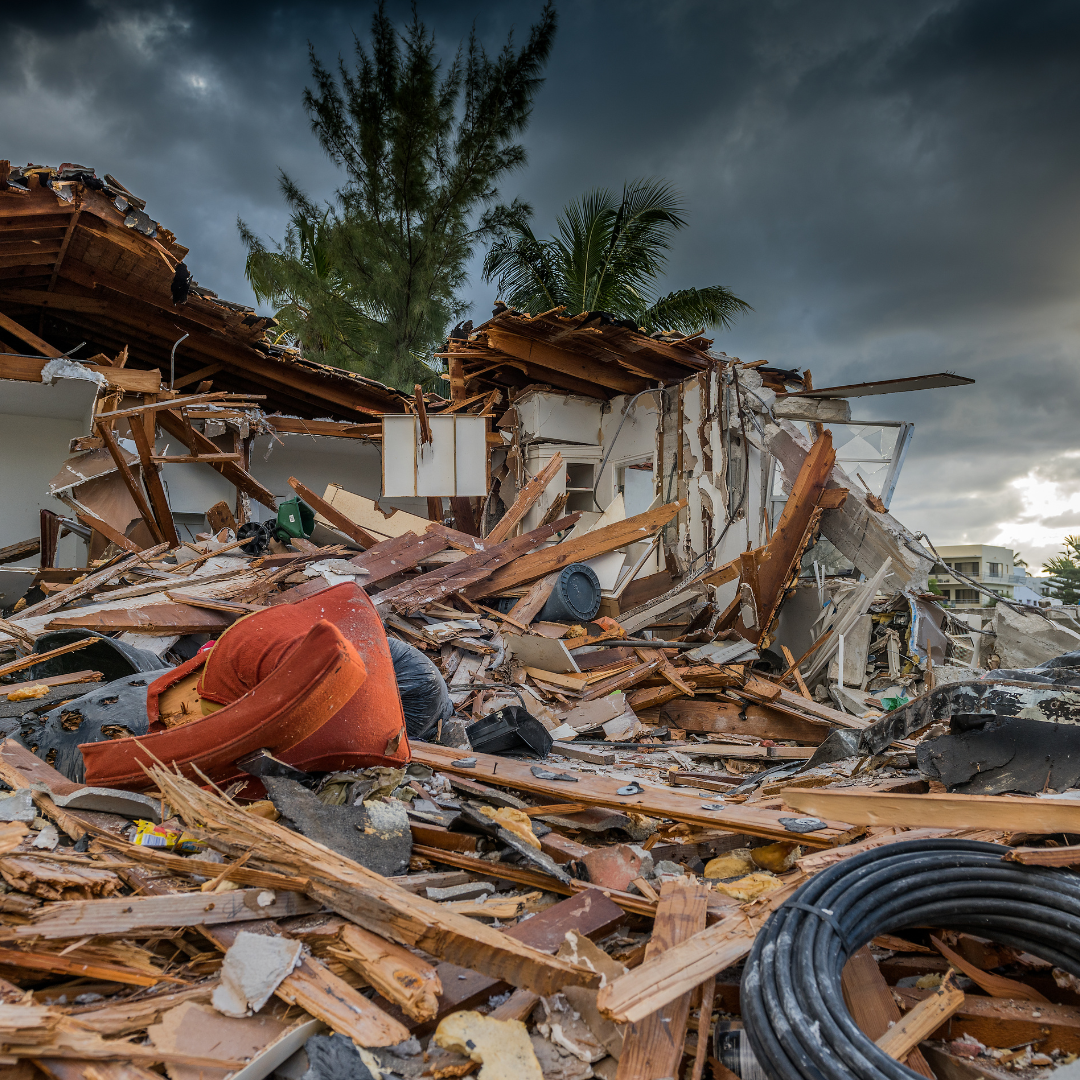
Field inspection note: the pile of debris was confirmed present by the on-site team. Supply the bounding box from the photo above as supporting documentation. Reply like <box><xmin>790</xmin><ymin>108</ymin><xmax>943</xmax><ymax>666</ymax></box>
<box><xmin>4</xmin><ymin>160</ymin><xmax>1080</xmax><ymax>1080</ymax></box>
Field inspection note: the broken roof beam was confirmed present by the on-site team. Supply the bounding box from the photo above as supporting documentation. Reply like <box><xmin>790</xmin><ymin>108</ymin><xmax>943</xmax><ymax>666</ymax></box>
<box><xmin>156</xmin><ymin>408</ymin><xmax>278</xmax><ymax>511</ymax></box>
<box><xmin>484</xmin><ymin>328</ymin><xmax>649</xmax><ymax>395</ymax></box>
<box><xmin>777</xmin><ymin>372</ymin><xmax>974</xmax><ymax>399</ymax></box>
<box><xmin>0</xmin><ymin>309</ymin><xmax>64</xmax><ymax>356</ymax></box>
<box><xmin>766</xmin><ymin>419</ymin><xmax>933</xmax><ymax>590</ymax></box>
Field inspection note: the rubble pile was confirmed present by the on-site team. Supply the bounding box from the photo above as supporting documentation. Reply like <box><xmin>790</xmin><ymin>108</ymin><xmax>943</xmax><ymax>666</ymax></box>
<box><xmin>0</xmin><ymin>160</ymin><xmax>1079</xmax><ymax>1080</ymax></box>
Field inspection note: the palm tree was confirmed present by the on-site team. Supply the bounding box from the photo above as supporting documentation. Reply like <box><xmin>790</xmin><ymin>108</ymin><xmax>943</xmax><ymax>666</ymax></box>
<box><xmin>482</xmin><ymin>179</ymin><xmax>751</xmax><ymax>334</ymax></box>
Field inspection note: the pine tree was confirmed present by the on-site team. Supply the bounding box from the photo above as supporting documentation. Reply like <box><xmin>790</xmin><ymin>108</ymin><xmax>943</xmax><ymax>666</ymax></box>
<box><xmin>1044</xmin><ymin>536</ymin><xmax>1080</xmax><ymax>604</ymax></box>
<box><xmin>241</xmin><ymin>2</ymin><xmax>557</xmax><ymax>390</ymax></box>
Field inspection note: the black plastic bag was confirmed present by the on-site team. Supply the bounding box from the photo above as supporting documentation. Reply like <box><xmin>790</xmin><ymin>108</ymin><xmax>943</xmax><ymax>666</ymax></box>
<box><xmin>387</xmin><ymin>636</ymin><xmax>454</xmax><ymax>741</ymax></box>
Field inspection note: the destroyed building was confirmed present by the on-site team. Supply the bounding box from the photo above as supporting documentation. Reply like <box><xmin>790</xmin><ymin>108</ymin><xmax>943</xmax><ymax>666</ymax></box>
<box><xmin>2</xmin><ymin>160</ymin><xmax>1080</xmax><ymax>1080</ymax></box>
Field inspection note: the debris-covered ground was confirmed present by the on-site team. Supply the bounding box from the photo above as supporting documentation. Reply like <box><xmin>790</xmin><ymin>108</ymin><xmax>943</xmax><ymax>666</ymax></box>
<box><xmin>3</xmin><ymin>160</ymin><xmax>1080</xmax><ymax>1080</ymax></box>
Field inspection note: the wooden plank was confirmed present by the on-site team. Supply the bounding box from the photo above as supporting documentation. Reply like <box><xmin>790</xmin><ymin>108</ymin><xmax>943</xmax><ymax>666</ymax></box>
<box><xmin>124</xmin><ymin>412</ymin><xmax>180</xmax><ymax>548</ymax></box>
<box><xmin>61</xmin><ymin>499</ymin><xmax>141</xmax><ymax>553</ymax></box>
<box><xmin>95</xmin><ymin>422</ymin><xmax>165</xmax><ymax>545</ymax></box>
<box><xmin>47</xmin><ymin>603</ymin><xmax>232</xmax><ymax>634</ymax></box>
<box><xmin>877</xmin><ymin>983</ymin><xmax>965</xmax><ymax>1061</ymax></box>
<box><xmin>617</xmin><ymin>877</ymin><xmax>708</xmax><ymax>1079</ymax></box>
<box><xmin>485</xmin><ymin>328</ymin><xmax>646</xmax><ymax>394</ymax></box>
<box><xmin>9</xmin><ymin>888</ymin><xmax>322</xmax><ymax>939</ymax></box>
<box><xmin>507</xmin><ymin>572</ymin><xmax>560</xmax><ymax>626</ymax></box>
<box><xmin>657</xmin><ymin>699</ymin><xmax>833</xmax><ymax>744</ymax></box>
<box><xmin>157</xmin><ymin>408</ymin><xmax>278</xmax><ymax>511</ymax></box>
<box><xmin>751</xmin><ymin>433</ymin><xmax>834</xmax><ymax>644</ymax></box>
<box><xmin>0</xmin><ymin>308</ymin><xmax>62</xmax><ymax>356</ymax></box>
<box><xmin>486</xmin><ymin>452</ymin><xmax>563</xmax><ymax>543</ymax></box>
<box><xmin>0</xmin><ymin>637</ymin><xmax>93</xmax><ymax>680</ymax></box>
<box><xmin>1</xmin><ymin>670</ymin><xmax>102</xmax><ymax>698</ymax></box>
<box><xmin>892</xmin><ymin>988</ymin><xmax>1080</xmax><ymax>1056</ymax></box>
<box><xmin>200</xmin><ymin>919</ymin><xmax>411</xmax><ymax>1048</ymax></box>
<box><xmin>467</xmin><ymin>499</ymin><xmax>685</xmax><ymax>597</ymax></box>
<box><xmin>0</xmin><ymin>537</ymin><xmax>39</xmax><ymax>565</ymax></box>
<box><xmin>411</xmin><ymin>744</ymin><xmax>857</xmax><ymax>847</ymax></box>
<box><xmin>597</xmin><ymin>877</ymin><xmax>805</xmax><ymax>1024</ymax></box>
<box><xmin>288</xmin><ymin>476</ymin><xmax>381</xmax><ymax>547</ymax></box>
<box><xmin>782</xmin><ymin>789</ymin><xmax>1080</xmax><ymax>834</ymax></box>
<box><xmin>842</xmin><ymin>945</ymin><xmax>934</xmax><ymax>1076</ymax></box>
<box><xmin>151</xmin><ymin>767</ymin><xmax>601</xmax><ymax>999</ymax></box>
<box><xmin>380</xmin><ymin>889</ymin><xmax>625</xmax><ymax>1032</ymax></box>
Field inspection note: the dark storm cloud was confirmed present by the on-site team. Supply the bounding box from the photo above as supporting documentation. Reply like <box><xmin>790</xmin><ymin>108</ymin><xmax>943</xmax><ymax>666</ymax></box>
<box><xmin>2</xmin><ymin>1</ymin><xmax>1078</xmax><ymax>564</ymax></box>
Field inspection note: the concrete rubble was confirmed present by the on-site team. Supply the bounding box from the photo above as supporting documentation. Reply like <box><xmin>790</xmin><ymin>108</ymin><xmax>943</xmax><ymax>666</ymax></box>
<box><xmin>0</xmin><ymin>160</ymin><xmax>1079</xmax><ymax>1079</ymax></box>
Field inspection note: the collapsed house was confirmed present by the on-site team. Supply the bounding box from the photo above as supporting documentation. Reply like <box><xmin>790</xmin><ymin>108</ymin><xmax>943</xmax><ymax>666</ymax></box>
<box><xmin>2</xmin><ymin>161</ymin><xmax>1080</xmax><ymax>1080</ymax></box>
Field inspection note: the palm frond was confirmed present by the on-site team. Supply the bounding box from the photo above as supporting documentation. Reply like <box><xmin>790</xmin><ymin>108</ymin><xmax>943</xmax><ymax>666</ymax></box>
<box><xmin>639</xmin><ymin>285</ymin><xmax>753</xmax><ymax>335</ymax></box>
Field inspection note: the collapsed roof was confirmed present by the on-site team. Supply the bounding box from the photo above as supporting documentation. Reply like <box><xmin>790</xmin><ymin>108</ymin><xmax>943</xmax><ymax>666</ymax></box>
<box><xmin>0</xmin><ymin>161</ymin><xmax>410</xmax><ymax>418</ymax></box>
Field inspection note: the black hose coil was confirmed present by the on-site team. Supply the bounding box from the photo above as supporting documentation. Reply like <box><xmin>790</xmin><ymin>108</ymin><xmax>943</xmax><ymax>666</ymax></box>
<box><xmin>740</xmin><ymin>838</ymin><xmax>1080</xmax><ymax>1080</ymax></box>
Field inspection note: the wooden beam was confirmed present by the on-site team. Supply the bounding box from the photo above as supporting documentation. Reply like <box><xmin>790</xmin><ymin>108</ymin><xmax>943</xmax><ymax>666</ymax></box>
<box><xmin>842</xmin><ymin>945</ymin><xmax>934</xmax><ymax>1076</ymax></box>
<box><xmin>468</xmin><ymin>499</ymin><xmax>685</xmax><ymax>597</ymax></box>
<box><xmin>94</xmin><ymin>422</ymin><xmax>165</xmax><ymax>545</ymax></box>
<box><xmin>410</xmin><ymin>744</ymin><xmax>857</xmax><ymax>846</ymax></box>
<box><xmin>157</xmin><ymin>409</ymin><xmax>278</xmax><ymax>511</ymax></box>
<box><xmin>125</xmin><ymin>408</ymin><xmax>180</xmax><ymax>548</ymax></box>
<box><xmin>485</xmin><ymin>328</ymin><xmax>646</xmax><ymax>394</ymax></box>
<box><xmin>597</xmin><ymin>878</ymin><xmax>804</xmax><ymax>1024</ymax></box>
<box><xmin>46</xmin><ymin>201</ymin><xmax>82</xmax><ymax>294</ymax></box>
<box><xmin>877</xmin><ymin>983</ymin><xmax>965</xmax><ymax>1061</ymax></box>
<box><xmin>616</xmin><ymin>878</ymin><xmax>708</xmax><ymax>1079</ymax></box>
<box><xmin>782</xmin><ymin>789</ymin><xmax>1080</xmax><ymax>834</ymax></box>
<box><xmin>486</xmin><ymin>452</ymin><xmax>563</xmax><ymax>543</ymax></box>
<box><xmin>287</xmin><ymin>477</ymin><xmax>381</xmax><ymax>547</ymax></box>
<box><xmin>0</xmin><ymin>309</ymin><xmax>62</xmax><ymax>356</ymax></box>
<box><xmin>171</xmin><ymin>361</ymin><xmax>224</xmax><ymax>389</ymax></box>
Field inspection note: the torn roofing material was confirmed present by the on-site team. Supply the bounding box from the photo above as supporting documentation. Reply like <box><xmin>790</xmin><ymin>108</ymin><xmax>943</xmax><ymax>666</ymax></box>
<box><xmin>0</xmin><ymin>160</ymin><xmax>411</xmax><ymax>419</ymax></box>
<box><xmin>777</xmin><ymin>372</ymin><xmax>976</xmax><ymax>399</ymax></box>
<box><xmin>438</xmin><ymin>307</ymin><xmax>720</xmax><ymax>400</ymax></box>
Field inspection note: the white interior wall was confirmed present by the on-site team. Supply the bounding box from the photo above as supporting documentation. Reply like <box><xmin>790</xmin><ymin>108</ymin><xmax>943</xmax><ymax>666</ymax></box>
<box><xmin>0</xmin><ymin>379</ymin><xmax>99</xmax><ymax>567</ymax></box>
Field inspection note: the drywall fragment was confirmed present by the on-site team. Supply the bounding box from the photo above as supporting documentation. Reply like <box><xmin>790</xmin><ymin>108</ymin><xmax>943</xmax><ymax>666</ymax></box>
<box><xmin>530</xmin><ymin>1033</ymin><xmax>595</xmax><ymax>1079</ymax></box>
<box><xmin>562</xmin><ymin>694</ymin><xmax>627</xmax><ymax>731</ymax></box>
<box><xmin>773</xmin><ymin>396</ymin><xmax>852</xmax><ymax>423</ymax></box>
<box><xmin>534</xmin><ymin>993</ymin><xmax>607</xmax><ymax>1062</ymax></box>
<box><xmin>32</xmin><ymin>823</ymin><xmax>59</xmax><ymax>850</ymax></box>
<box><xmin>212</xmin><ymin>930</ymin><xmax>303</xmax><ymax>1017</ymax></box>
<box><xmin>0</xmin><ymin>789</ymin><xmax>35</xmax><ymax>823</ymax></box>
<box><xmin>561</xmin><ymin>986</ymin><xmax>624</xmax><ymax>1062</ymax></box>
<box><xmin>601</xmin><ymin>711</ymin><xmax>642</xmax><ymax>742</ymax></box>
<box><xmin>434</xmin><ymin>1010</ymin><xmax>544</xmax><ymax>1080</ymax></box>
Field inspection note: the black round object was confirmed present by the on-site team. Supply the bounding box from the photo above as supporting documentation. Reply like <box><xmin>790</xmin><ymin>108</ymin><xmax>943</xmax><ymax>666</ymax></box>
<box><xmin>237</xmin><ymin>521</ymin><xmax>272</xmax><ymax>555</ymax></box>
<box><xmin>741</xmin><ymin>839</ymin><xmax>1080</xmax><ymax>1080</ymax></box>
<box><xmin>537</xmin><ymin>562</ymin><xmax>601</xmax><ymax>624</ymax></box>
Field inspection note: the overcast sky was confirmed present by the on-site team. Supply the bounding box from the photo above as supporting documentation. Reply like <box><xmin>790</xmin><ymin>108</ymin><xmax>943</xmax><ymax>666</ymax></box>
<box><xmin>3</xmin><ymin>0</ymin><xmax>1079</xmax><ymax>569</ymax></box>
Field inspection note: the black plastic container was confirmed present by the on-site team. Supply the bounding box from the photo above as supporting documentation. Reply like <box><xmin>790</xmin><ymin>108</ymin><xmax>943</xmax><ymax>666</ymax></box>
<box><xmin>537</xmin><ymin>562</ymin><xmax>602</xmax><ymax>623</ymax></box>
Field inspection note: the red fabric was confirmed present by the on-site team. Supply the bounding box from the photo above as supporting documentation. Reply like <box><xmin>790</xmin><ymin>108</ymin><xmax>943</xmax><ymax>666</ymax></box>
<box><xmin>171</xmin><ymin>581</ymin><xmax>410</xmax><ymax>771</ymax></box>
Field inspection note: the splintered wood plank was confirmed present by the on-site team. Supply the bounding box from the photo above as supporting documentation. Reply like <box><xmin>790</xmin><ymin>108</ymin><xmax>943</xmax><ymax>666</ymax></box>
<box><xmin>380</xmin><ymin>889</ymin><xmax>625</xmax><ymax>1032</ymax></box>
<box><xmin>597</xmin><ymin>877</ymin><xmax>804</xmax><ymax>1025</ymax></box>
<box><xmin>412</xmin><ymin>744</ymin><xmax>857</xmax><ymax>847</ymax></box>
<box><xmin>95</xmin><ymin>421</ymin><xmax>165</xmax><ymax>545</ymax></box>
<box><xmin>201</xmin><ymin>919</ymin><xmax>410</xmax><ymax>1047</ymax></box>
<box><xmin>46</xmin><ymin>603</ymin><xmax>231</xmax><ymax>634</ymax></box>
<box><xmin>617</xmin><ymin>877</ymin><xmax>708</xmax><ymax>1079</ymax></box>
<box><xmin>467</xmin><ymin>499</ymin><xmax>685</xmax><ymax>596</ymax></box>
<box><xmin>157</xmin><ymin>408</ymin><xmax>278</xmax><ymax>511</ymax></box>
<box><xmin>751</xmin><ymin>433</ymin><xmax>834</xmax><ymax>644</ymax></box>
<box><xmin>842</xmin><ymin>946</ymin><xmax>934</xmax><ymax>1077</ymax></box>
<box><xmin>782</xmin><ymin>789</ymin><xmax>1080</xmax><ymax>834</ymax></box>
<box><xmin>507</xmin><ymin>571</ymin><xmax>560</xmax><ymax>626</ymax></box>
<box><xmin>288</xmin><ymin>476</ymin><xmax>382</xmax><ymax>547</ymax></box>
<box><xmin>126</xmin><ymin>411</ymin><xmax>180</xmax><ymax>547</ymax></box>
<box><xmin>876</xmin><ymin>983</ymin><xmax>965</xmax><ymax>1060</ymax></box>
<box><xmin>486</xmin><ymin>452</ymin><xmax>563</xmax><ymax>543</ymax></box>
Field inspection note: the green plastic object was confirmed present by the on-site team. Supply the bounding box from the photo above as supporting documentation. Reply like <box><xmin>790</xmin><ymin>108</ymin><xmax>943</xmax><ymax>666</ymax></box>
<box><xmin>275</xmin><ymin>496</ymin><xmax>315</xmax><ymax>541</ymax></box>
<box><xmin>881</xmin><ymin>695</ymin><xmax>910</xmax><ymax>713</ymax></box>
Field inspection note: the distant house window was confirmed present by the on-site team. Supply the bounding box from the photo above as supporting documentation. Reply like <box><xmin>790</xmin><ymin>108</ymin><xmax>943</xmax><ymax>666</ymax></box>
<box><xmin>940</xmin><ymin>589</ymin><xmax>951</xmax><ymax>599</ymax></box>
<box><xmin>988</xmin><ymin>562</ymin><xmax>1002</xmax><ymax>577</ymax></box>
<box><xmin>954</xmin><ymin>589</ymin><xmax>979</xmax><ymax>601</ymax></box>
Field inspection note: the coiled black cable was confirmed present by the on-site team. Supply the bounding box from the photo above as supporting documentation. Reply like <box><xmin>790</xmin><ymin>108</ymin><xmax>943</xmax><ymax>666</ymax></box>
<box><xmin>740</xmin><ymin>839</ymin><xmax>1080</xmax><ymax>1080</ymax></box>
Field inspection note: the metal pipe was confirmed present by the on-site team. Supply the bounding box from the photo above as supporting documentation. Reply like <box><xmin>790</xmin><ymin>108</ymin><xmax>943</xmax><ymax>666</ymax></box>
<box><xmin>169</xmin><ymin>332</ymin><xmax>190</xmax><ymax>390</ymax></box>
